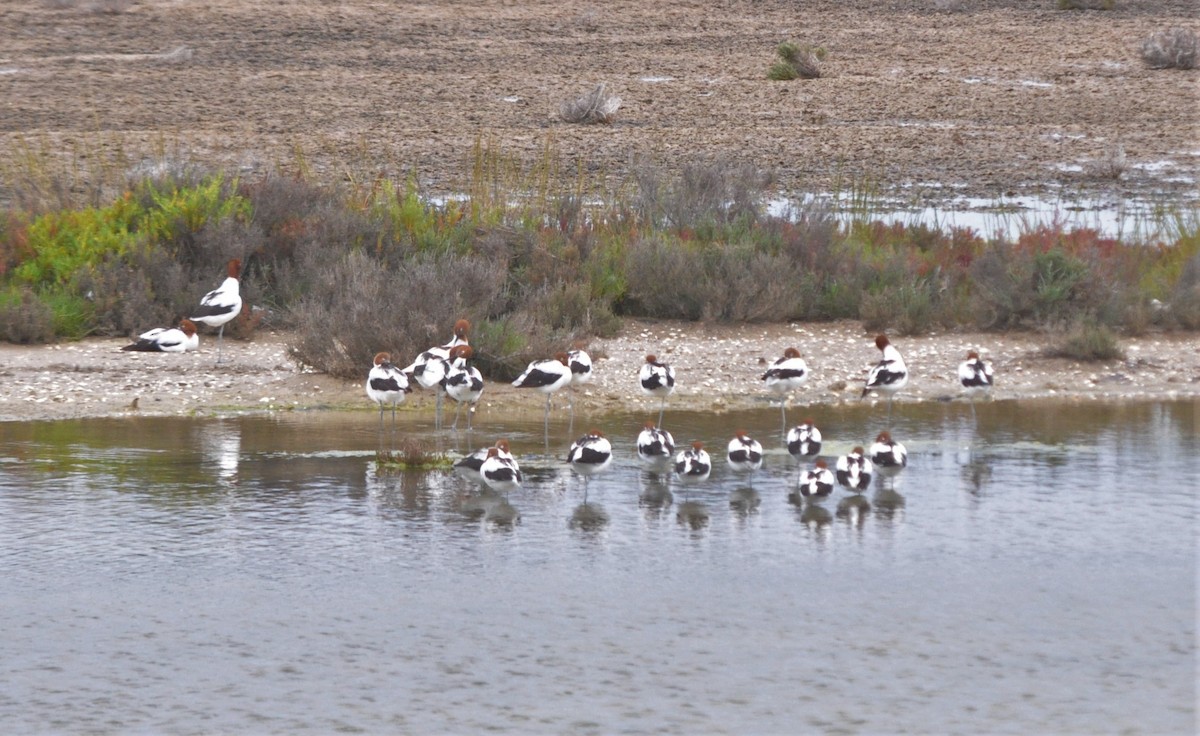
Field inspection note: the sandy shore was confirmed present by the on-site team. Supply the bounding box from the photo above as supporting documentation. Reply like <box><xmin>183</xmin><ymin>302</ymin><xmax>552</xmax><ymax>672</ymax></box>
<box><xmin>1</xmin><ymin>319</ymin><xmax>1195</xmax><ymax>424</ymax></box>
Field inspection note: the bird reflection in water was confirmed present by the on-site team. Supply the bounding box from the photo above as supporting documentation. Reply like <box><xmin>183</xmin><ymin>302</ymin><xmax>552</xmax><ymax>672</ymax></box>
<box><xmin>569</xmin><ymin>503</ymin><xmax>609</xmax><ymax>531</ymax></box>
<box><xmin>728</xmin><ymin>487</ymin><xmax>761</xmax><ymax>515</ymax></box>
<box><xmin>676</xmin><ymin>501</ymin><xmax>710</xmax><ymax>529</ymax></box>
<box><xmin>199</xmin><ymin>420</ymin><xmax>240</xmax><ymax>488</ymax></box>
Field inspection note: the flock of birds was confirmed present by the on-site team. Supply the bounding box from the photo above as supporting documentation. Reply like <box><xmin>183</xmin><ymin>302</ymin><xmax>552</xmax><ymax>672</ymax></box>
<box><xmin>363</xmin><ymin>316</ymin><xmax>997</xmax><ymax>515</ymax></box>
<box><xmin>121</xmin><ymin>258</ymin><xmax>244</xmax><ymax>363</ymax></box>
<box><xmin>120</xmin><ymin>261</ymin><xmax>998</xmax><ymax>517</ymax></box>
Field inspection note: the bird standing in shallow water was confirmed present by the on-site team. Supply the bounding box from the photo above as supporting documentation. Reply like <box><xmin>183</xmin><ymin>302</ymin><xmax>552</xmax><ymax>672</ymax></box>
<box><xmin>443</xmin><ymin>345</ymin><xmax>483</xmax><ymax>431</ymax></box>
<box><xmin>762</xmin><ymin>347</ymin><xmax>809</xmax><ymax>436</ymax></box>
<box><xmin>480</xmin><ymin>446</ymin><xmax>522</xmax><ymax>497</ymax></box>
<box><xmin>639</xmin><ymin>354</ymin><xmax>676</xmax><ymax>428</ymax></box>
<box><xmin>122</xmin><ymin>319</ymin><xmax>199</xmax><ymax>353</ymax></box>
<box><xmin>365</xmin><ymin>352</ymin><xmax>411</xmax><ymax>438</ymax></box>
<box><xmin>862</xmin><ymin>334</ymin><xmax>909</xmax><ymax>425</ymax></box>
<box><xmin>636</xmin><ymin>421</ymin><xmax>675</xmax><ymax>472</ymax></box>
<box><xmin>799</xmin><ymin>460</ymin><xmax>835</xmax><ymax>499</ymax></box>
<box><xmin>869</xmin><ymin>431</ymin><xmax>907</xmax><ymax>483</ymax></box>
<box><xmin>786</xmin><ymin>420</ymin><xmax>823</xmax><ymax>483</ymax></box>
<box><xmin>836</xmin><ymin>446</ymin><xmax>874</xmax><ymax>494</ymax></box>
<box><xmin>673</xmin><ymin>441</ymin><xmax>711</xmax><ymax>500</ymax></box>
<box><xmin>455</xmin><ymin>439</ymin><xmax>515</xmax><ymax>486</ymax></box>
<box><xmin>190</xmin><ymin>258</ymin><xmax>243</xmax><ymax>364</ymax></box>
<box><xmin>567</xmin><ymin>430</ymin><xmax>613</xmax><ymax>504</ymax></box>
<box><xmin>958</xmin><ymin>349</ymin><xmax>994</xmax><ymax>419</ymax></box>
<box><xmin>726</xmin><ymin>430</ymin><xmax>764</xmax><ymax>486</ymax></box>
<box><xmin>402</xmin><ymin>319</ymin><xmax>471</xmax><ymax>431</ymax></box>
<box><xmin>512</xmin><ymin>352</ymin><xmax>573</xmax><ymax>436</ymax></box>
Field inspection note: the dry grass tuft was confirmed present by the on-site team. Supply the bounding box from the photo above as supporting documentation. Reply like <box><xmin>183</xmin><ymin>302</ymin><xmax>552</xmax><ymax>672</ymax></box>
<box><xmin>769</xmin><ymin>41</ymin><xmax>826</xmax><ymax>80</ymax></box>
<box><xmin>1086</xmin><ymin>144</ymin><xmax>1127</xmax><ymax>180</ymax></box>
<box><xmin>559</xmin><ymin>83</ymin><xmax>622</xmax><ymax>124</ymax></box>
<box><xmin>1140</xmin><ymin>28</ymin><xmax>1198</xmax><ymax>70</ymax></box>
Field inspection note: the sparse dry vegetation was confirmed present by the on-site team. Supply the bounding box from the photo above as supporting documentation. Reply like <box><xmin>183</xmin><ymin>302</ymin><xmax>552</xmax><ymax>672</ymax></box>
<box><xmin>768</xmin><ymin>40</ymin><xmax>826</xmax><ymax>80</ymax></box>
<box><xmin>1140</xmin><ymin>27</ymin><xmax>1198</xmax><ymax>70</ymax></box>
<box><xmin>1086</xmin><ymin>144</ymin><xmax>1127</xmax><ymax>181</ymax></box>
<box><xmin>559</xmin><ymin>83</ymin><xmax>622</xmax><ymax>124</ymax></box>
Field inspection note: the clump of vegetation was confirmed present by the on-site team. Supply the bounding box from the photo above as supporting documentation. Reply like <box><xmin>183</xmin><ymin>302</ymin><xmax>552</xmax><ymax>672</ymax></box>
<box><xmin>1056</xmin><ymin>0</ymin><xmax>1114</xmax><ymax>9</ymax></box>
<box><xmin>768</xmin><ymin>40</ymin><xmax>826</xmax><ymax>80</ymax></box>
<box><xmin>1086</xmin><ymin>144</ymin><xmax>1126</xmax><ymax>181</ymax></box>
<box><xmin>559</xmin><ymin>83</ymin><xmax>622</xmax><ymax>124</ymax></box>
<box><xmin>1140</xmin><ymin>28</ymin><xmax>1198</xmax><ymax>70</ymax></box>
<box><xmin>376</xmin><ymin>437</ymin><xmax>452</xmax><ymax>470</ymax></box>
<box><xmin>1045</xmin><ymin>320</ymin><xmax>1125</xmax><ymax>362</ymax></box>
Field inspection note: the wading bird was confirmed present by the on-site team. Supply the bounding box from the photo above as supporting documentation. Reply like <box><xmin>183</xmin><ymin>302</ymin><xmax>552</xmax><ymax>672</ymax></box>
<box><xmin>799</xmin><ymin>460</ymin><xmax>835</xmax><ymax>499</ymax></box>
<box><xmin>726</xmin><ymin>430</ymin><xmax>764</xmax><ymax>485</ymax></box>
<box><xmin>480</xmin><ymin>445</ymin><xmax>522</xmax><ymax>497</ymax></box>
<box><xmin>673</xmin><ymin>440</ymin><xmax>712</xmax><ymax>498</ymax></box>
<box><xmin>869</xmin><ymin>430</ymin><xmax>907</xmax><ymax>483</ymax></box>
<box><xmin>567</xmin><ymin>430</ymin><xmax>613</xmax><ymax>504</ymax></box>
<box><xmin>762</xmin><ymin>347</ymin><xmax>809</xmax><ymax>435</ymax></box>
<box><xmin>190</xmin><ymin>258</ymin><xmax>243</xmax><ymax>364</ymax></box>
<box><xmin>836</xmin><ymin>446</ymin><xmax>874</xmax><ymax>494</ymax></box>
<box><xmin>121</xmin><ymin>319</ymin><xmax>199</xmax><ymax>353</ymax></box>
<box><xmin>639</xmin><ymin>355</ymin><xmax>676</xmax><ymax>428</ymax></box>
<box><xmin>512</xmin><ymin>352</ymin><xmax>573</xmax><ymax>435</ymax></box>
<box><xmin>635</xmin><ymin>421</ymin><xmax>675</xmax><ymax>472</ymax></box>
<box><xmin>862</xmin><ymin>334</ymin><xmax>909</xmax><ymax>424</ymax></box>
<box><xmin>402</xmin><ymin>319</ymin><xmax>471</xmax><ymax>430</ymax></box>
<box><xmin>365</xmin><ymin>352</ymin><xmax>411</xmax><ymax>436</ymax></box>
<box><xmin>443</xmin><ymin>345</ymin><xmax>483</xmax><ymax>431</ymax></box>
<box><xmin>958</xmin><ymin>349</ymin><xmax>995</xmax><ymax>419</ymax></box>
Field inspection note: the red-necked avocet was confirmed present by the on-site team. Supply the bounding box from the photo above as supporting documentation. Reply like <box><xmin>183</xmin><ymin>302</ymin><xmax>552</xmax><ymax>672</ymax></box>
<box><xmin>444</xmin><ymin>345</ymin><xmax>483</xmax><ymax>431</ymax></box>
<box><xmin>455</xmin><ymin>439</ymin><xmax>516</xmax><ymax>486</ymax></box>
<box><xmin>567</xmin><ymin>430</ymin><xmax>613</xmax><ymax>504</ymax></box>
<box><xmin>639</xmin><ymin>354</ymin><xmax>676</xmax><ymax>428</ymax></box>
<box><xmin>836</xmin><ymin>446</ymin><xmax>874</xmax><ymax>494</ymax></box>
<box><xmin>958</xmin><ymin>349</ymin><xmax>994</xmax><ymax>418</ymax></box>
<box><xmin>862</xmin><ymin>334</ymin><xmax>909</xmax><ymax>424</ymax></box>
<box><xmin>365</xmin><ymin>351</ymin><xmax>412</xmax><ymax>434</ymax></box>
<box><xmin>512</xmin><ymin>352</ymin><xmax>572</xmax><ymax>435</ymax></box>
<box><xmin>762</xmin><ymin>347</ymin><xmax>809</xmax><ymax>435</ymax></box>
<box><xmin>480</xmin><ymin>445</ymin><xmax>522</xmax><ymax>497</ymax></box>
<box><xmin>402</xmin><ymin>319</ymin><xmax>471</xmax><ymax>431</ymax></box>
<box><xmin>121</xmin><ymin>319</ymin><xmax>199</xmax><ymax>353</ymax></box>
<box><xmin>190</xmin><ymin>258</ymin><xmax>243</xmax><ymax>364</ymax></box>
<box><xmin>674</xmin><ymin>440</ymin><xmax>711</xmax><ymax>484</ymax></box>
<box><xmin>869</xmin><ymin>430</ymin><xmax>908</xmax><ymax>482</ymax></box>
<box><xmin>799</xmin><ymin>460</ymin><xmax>835</xmax><ymax>499</ymax></box>
<box><xmin>726</xmin><ymin>430</ymin><xmax>764</xmax><ymax>485</ymax></box>
<box><xmin>786</xmin><ymin>421</ymin><xmax>823</xmax><ymax>463</ymax></box>
<box><xmin>636</xmin><ymin>421</ymin><xmax>675</xmax><ymax>472</ymax></box>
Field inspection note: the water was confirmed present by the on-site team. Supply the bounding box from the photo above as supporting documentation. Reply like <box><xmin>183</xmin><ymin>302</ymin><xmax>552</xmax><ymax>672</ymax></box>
<box><xmin>1</xmin><ymin>400</ymin><xmax>1196</xmax><ymax>734</ymax></box>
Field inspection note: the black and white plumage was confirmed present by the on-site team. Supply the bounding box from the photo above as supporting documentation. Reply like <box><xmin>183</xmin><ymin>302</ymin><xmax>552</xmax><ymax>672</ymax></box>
<box><xmin>959</xmin><ymin>350</ymin><xmax>994</xmax><ymax>418</ymax></box>
<box><xmin>869</xmin><ymin>431</ymin><xmax>908</xmax><ymax>478</ymax></box>
<box><xmin>567</xmin><ymin>430</ymin><xmax>613</xmax><ymax>503</ymax></box>
<box><xmin>480</xmin><ymin>445</ymin><xmax>522</xmax><ymax>496</ymax></box>
<box><xmin>639</xmin><ymin>354</ymin><xmax>676</xmax><ymax>428</ymax></box>
<box><xmin>567</xmin><ymin>347</ymin><xmax>594</xmax><ymax>387</ymax></box>
<box><xmin>762</xmin><ymin>347</ymin><xmax>809</xmax><ymax>433</ymax></box>
<box><xmin>836</xmin><ymin>446</ymin><xmax>874</xmax><ymax>493</ymax></box>
<box><xmin>365</xmin><ymin>351</ymin><xmax>411</xmax><ymax>432</ymax></box>
<box><xmin>673</xmin><ymin>441</ymin><xmax>712</xmax><ymax>485</ymax></box>
<box><xmin>862</xmin><ymin>334</ymin><xmax>909</xmax><ymax>422</ymax></box>
<box><xmin>636</xmin><ymin>421</ymin><xmax>675</xmax><ymax>472</ymax></box>
<box><xmin>726</xmin><ymin>430</ymin><xmax>764</xmax><ymax>483</ymax></box>
<box><xmin>190</xmin><ymin>258</ymin><xmax>243</xmax><ymax>364</ymax></box>
<box><xmin>799</xmin><ymin>460</ymin><xmax>835</xmax><ymax>499</ymax></box>
<box><xmin>444</xmin><ymin>345</ymin><xmax>483</xmax><ymax>431</ymax></box>
<box><xmin>786</xmin><ymin>421</ymin><xmax>823</xmax><ymax>463</ymax></box>
<box><xmin>513</xmin><ymin>352</ymin><xmax>573</xmax><ymax>433</ymax></box>
<box><xmin>403</xmin><ymin>319</ymin><xmax>471</xmax><ymax>431</ymax></box>
<box><xmin>122</xmin><ymin>319</ymin><xmax>199</xmax><ymax>353</ymax></box>
<box><xmin>455</xmin><ymin>439</ymin><xmax>515</xmax><ymax>486</ymax></box>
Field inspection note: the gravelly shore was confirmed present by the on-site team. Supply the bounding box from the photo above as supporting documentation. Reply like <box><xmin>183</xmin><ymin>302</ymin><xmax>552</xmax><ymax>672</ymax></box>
<box><xmin>1</xmin><ymin>319</ymin><xmax>1196</xmax><ymax>424</ymax></box>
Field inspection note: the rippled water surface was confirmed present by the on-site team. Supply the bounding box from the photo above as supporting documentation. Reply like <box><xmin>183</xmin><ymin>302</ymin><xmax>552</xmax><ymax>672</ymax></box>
<box><xmin>1</xmin><ymin>400</ymin><xmax>1196</xmax><ymax>734</ymax></box>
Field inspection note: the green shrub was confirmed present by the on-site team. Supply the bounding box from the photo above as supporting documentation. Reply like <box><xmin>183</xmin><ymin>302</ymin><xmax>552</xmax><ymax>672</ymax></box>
<box><xmin>1046</xmin><ymin>320</ymin><xmax>1124</xmax><ymax>361</ymax></box>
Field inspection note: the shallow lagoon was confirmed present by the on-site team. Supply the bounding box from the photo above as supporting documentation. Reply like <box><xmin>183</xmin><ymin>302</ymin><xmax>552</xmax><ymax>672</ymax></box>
<box><xmin>0</xmin><ymin>399</ymin><xmax>1195</xmax><ymax>733</ymax></box>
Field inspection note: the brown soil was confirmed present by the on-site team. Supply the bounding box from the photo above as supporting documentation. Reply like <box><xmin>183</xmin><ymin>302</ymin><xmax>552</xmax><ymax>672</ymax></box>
<box><xmin>1</xmin><ymin>0</ymin><xmax>1198</xmax><ymax>206</ymax></box>
<box><xmin>1</xmin><ymin>321</ymin><xmax>1196</xmax><ymax>423</ymax></box>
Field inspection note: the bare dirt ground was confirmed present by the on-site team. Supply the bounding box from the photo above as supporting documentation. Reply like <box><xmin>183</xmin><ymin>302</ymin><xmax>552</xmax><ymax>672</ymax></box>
<box><xmin>0</xmin><ymin>320</ymin><xmax>1196</xmax><ymax>423</ymax></box>
<box><xmin>1</xmin><ymin>0</ymin><xmax>1198</xmax><ymax>422</ymax></box>
<box><xmin>1</xmin><ymin>0</ymin><xmax>1197</xmax><ymax>206</ymax></box>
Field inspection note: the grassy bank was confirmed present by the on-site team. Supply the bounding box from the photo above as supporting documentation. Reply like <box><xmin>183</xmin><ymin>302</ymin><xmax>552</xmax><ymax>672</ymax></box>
<box><xmin>1</xmin><ymin>143</ymin><xmax>1197</xmax><ymax>379</ymax></box>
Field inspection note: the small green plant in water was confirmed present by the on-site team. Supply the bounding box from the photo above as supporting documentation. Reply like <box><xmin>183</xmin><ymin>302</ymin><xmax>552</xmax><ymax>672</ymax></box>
<box><xmin>375</xmin><ymin>437</ymin><xmax>453</xmax><ymax>470</ymax></box>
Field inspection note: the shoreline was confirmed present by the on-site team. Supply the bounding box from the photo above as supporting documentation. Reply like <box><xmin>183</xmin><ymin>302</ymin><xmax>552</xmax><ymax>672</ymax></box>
<box><xmin>1</xmin><ymin>320</ymin><xmax>1196</xmax><ymax>424</ymax></box>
